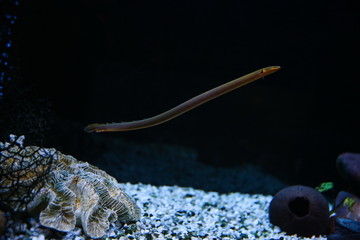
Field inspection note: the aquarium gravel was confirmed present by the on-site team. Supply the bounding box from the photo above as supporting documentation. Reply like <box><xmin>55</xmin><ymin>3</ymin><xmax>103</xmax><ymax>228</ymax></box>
<box><xmin>2</xmin><ymin>183</ymin><xmax>328</xmax><ymax>240</ymax></box>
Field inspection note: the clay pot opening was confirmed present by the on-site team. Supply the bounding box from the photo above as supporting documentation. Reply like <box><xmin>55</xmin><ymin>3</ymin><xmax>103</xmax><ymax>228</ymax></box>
<box><xmin>289</xmin><ymin>197</ymin><xmax>309</xmax><ymax>218</ymax></box>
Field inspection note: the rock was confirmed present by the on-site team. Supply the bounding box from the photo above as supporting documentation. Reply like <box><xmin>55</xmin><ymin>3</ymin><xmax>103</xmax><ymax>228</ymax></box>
<box><xmin>337</xmin><ymin>153</ymin><xmax>360</xmax><ymax>190</ymax></box>
<box><xmin>269</xmin><ymin>185</ymin><xmax>330</xmax><ymax>237</ymax></box>
<box><xmin>334</xmin><ymin>191</ymin><xmax>360</xmax><ymax>221</ymax></box>
<box><xmin>328</xmin><ymin>218</ymin><xmax>360</xmax><ymax>240</ymax></box>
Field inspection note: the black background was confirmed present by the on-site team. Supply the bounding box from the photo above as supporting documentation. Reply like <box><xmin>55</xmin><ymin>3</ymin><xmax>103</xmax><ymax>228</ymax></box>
<box><xmin>4</xmin><ymin>0</ymin><xmax>360</xmax><ymax>192</ymax></box>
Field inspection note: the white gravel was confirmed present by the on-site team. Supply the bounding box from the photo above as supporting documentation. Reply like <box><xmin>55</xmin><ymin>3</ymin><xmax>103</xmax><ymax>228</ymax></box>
<box><xmin>2</xmin><ymin>183</ymin><xmax>328</xmax><ymax>240</ymax></box>
<box><xmin>116</xmin><ymin>183</ymin><xmax>328</xmax><ymax>240</ymax></box>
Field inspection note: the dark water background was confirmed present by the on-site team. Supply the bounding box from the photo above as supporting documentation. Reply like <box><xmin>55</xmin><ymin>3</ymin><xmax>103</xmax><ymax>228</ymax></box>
<box><xmin>1</xmin><ymin>0</ymin><xmax>359</xmax><ymax>194</ymax></box>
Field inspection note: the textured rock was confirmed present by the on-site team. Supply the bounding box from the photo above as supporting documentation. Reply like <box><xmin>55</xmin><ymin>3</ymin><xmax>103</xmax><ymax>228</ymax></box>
<box><xmin>269</xmin><ymin>185</ymin><xmax>330</xmax><ymax>237</ymax></box>
<box><xmin>328</xmin><ymin>218</ymin><xmax>360</xmax><ymax>240</ymax></box>
<box><xmin>0</xmin><ymin>135</ymin><xmax>141</xmax><ymax>239</ymax></box>
<box><xmin>334</xmin><ymin>191</ymin><xmax>360</xmax><ymax>222</ymax></box>
<box><xmin>337</xmin><ymin>153</ymin><xmax>360</xmax><ymax>190</ymax></box>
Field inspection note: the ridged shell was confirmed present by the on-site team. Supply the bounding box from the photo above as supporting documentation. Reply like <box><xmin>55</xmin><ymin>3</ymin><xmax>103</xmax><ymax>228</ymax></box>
<box><xmin>0</xmin><ymin>135</ymin><xmax>141</xmax><ymax>238</ymax></box>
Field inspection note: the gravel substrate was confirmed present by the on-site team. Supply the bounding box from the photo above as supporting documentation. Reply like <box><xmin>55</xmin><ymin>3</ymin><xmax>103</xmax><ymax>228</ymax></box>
<box><xmin>2</xmin><ymin>183</ymin><xmax>328</xmax><ymax>240</ymax></box>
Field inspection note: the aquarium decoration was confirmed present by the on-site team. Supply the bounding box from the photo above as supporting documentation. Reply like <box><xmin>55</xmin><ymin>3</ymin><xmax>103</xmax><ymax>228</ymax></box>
<box><xmin>0</xmin><ymin>135</ymin><xmax>141</xmax><ymax>238</ymax></box>
<box><xmin>268</xmin><ymin>185</ymin><xmax>330</xmax><ymax>237</ymax></box>
<box><xmin>0</xmin><ymin>0</ymin><xmax>20</xmax><ymax>99</ymax></box>
<box><xmin>269</xmin><ymin>152</ymin><xmax>360</xmax><ymax>238</ymax></box>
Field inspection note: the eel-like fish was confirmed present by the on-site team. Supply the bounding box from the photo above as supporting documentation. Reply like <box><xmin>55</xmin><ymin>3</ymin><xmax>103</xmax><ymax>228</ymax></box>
<box><xmin>84</xmin><ymin>66</ymin><xmax>280</xmax><ymax>133</ymax></box>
